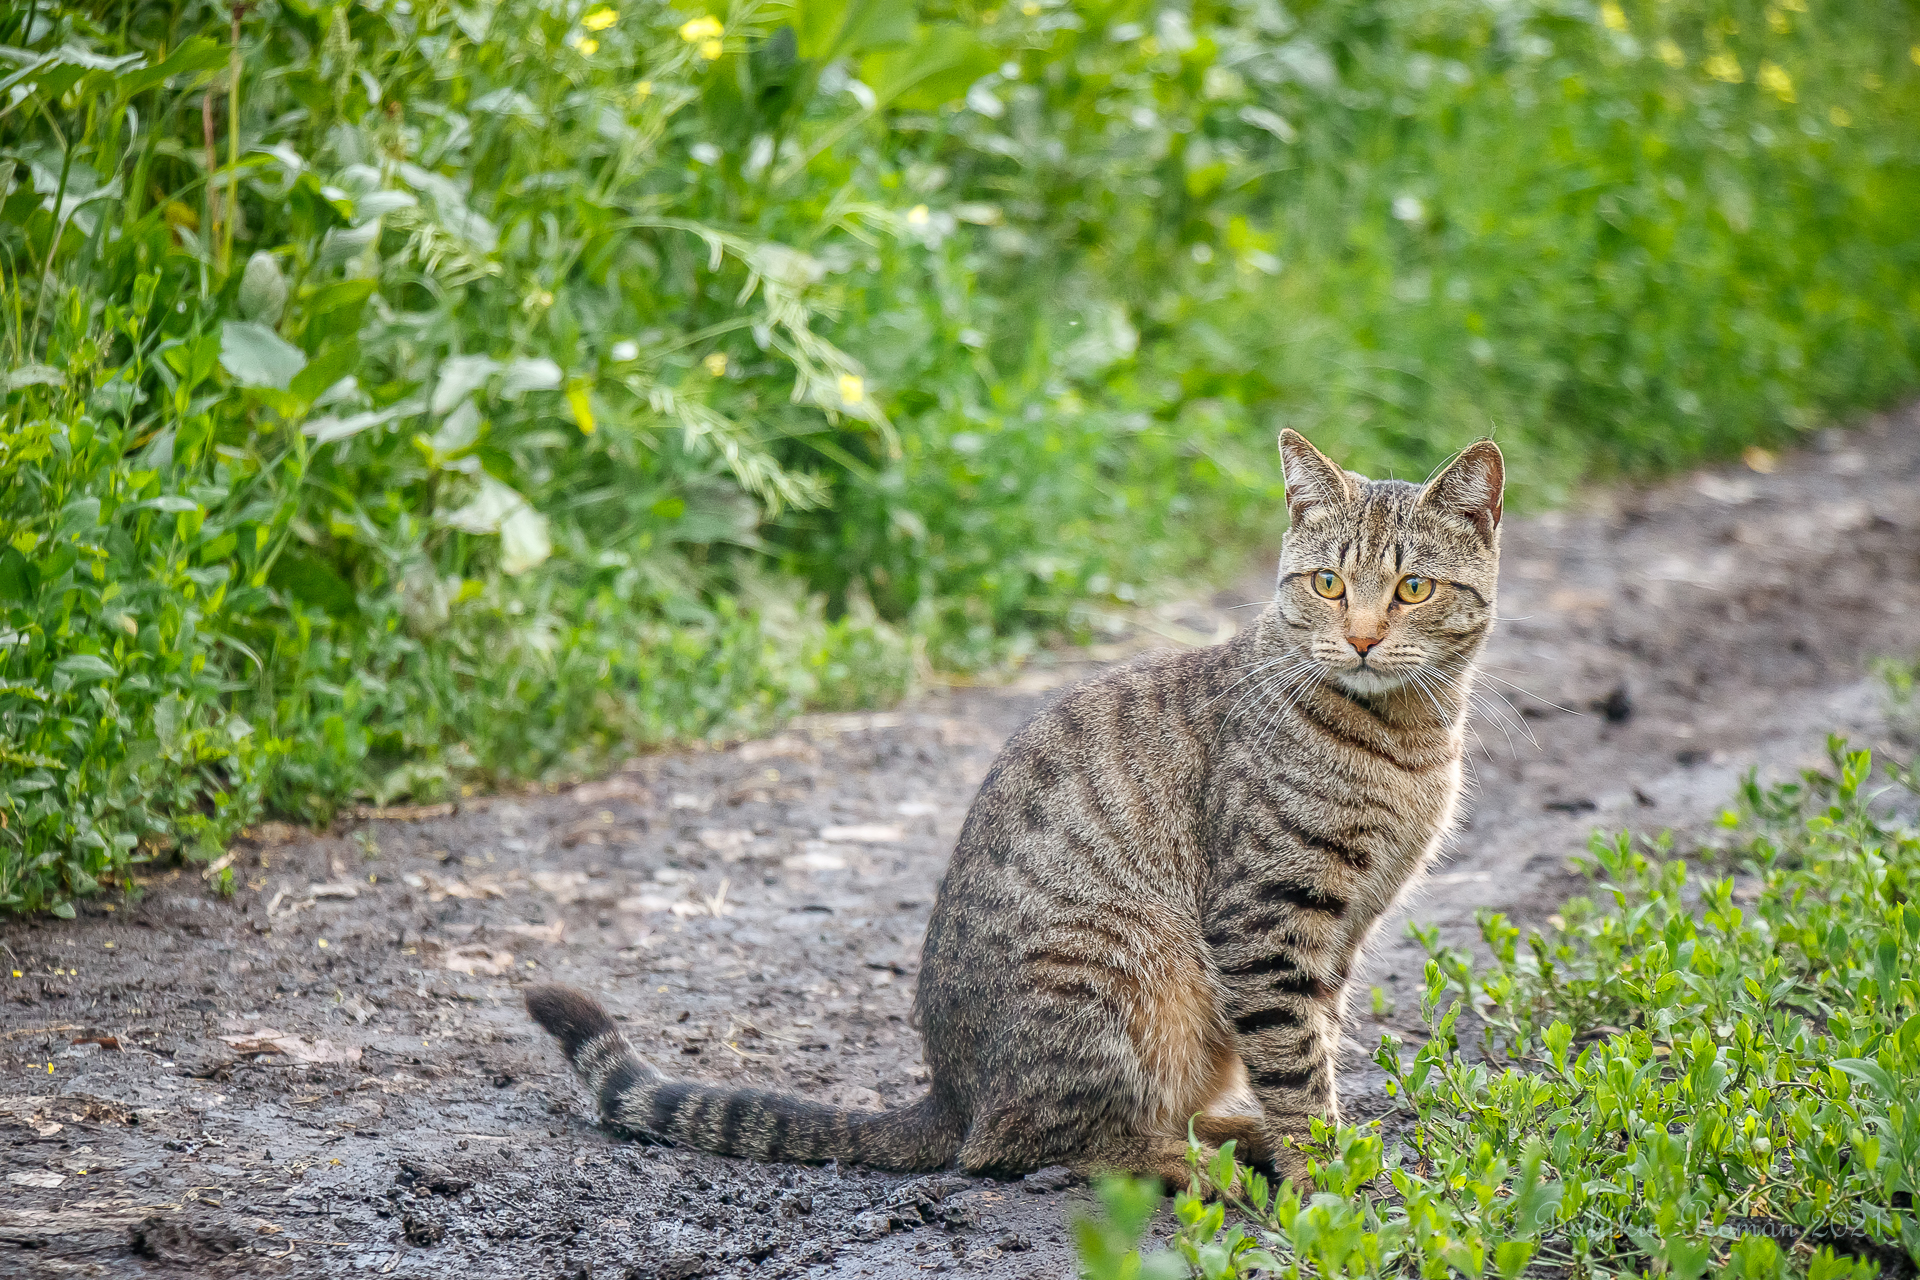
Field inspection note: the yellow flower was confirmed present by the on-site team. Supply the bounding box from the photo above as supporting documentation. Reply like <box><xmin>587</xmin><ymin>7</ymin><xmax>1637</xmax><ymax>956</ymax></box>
<box><xmin>906</xmin><ymin>204</ymin><xmax>930</xmax><ymax>229</ymax></box>
<box><xmin>703</xmin><ymin>352</ymin><xmax>728</xmax><ymax>377</ymax></box>
<box><xmin>838</xmin><ymin>374</ymin><xmax>866</xmax><ymax>405</ymax></box>
<box><xmin>1021</xmin><ymin>1</ymin><xmax>1040</xmax><ymax>14</ymax></box>
<box><xmin>635</xmin><ymin>79</ymin><xmax>653</xmax><ymax>98</ymax></box>
<box><xmin>582</xmin><ymin>7</ymin><xmax>618</xmax><ymax>31</ymax></box>
<box><xmin>1829</xmin><ymin>105</ymin><xmax>1852</xmax><ymax>127</ymax></box>
<box><xmin>1703</xmin><ymin>52</ymin><xmax>1743</xmax><ymax>84</ymax></box>
<box><xmin>1599</xmin><ymin>2</ymin><xmax>1627</xmax><ymax>33</ymax></box>
<box><xmin>1655</xmin><ymin>39</ymin><xmax>1685</xmax><ymax>69</ymax></box>
<box><xmin>678</xmin><ymin>15</ymin><xmax>723</xmax><ymax>42</ymax></box>
<box><xmin>318</xmin><ymin>938</ymin><xmax>329</xmax><ymax>948</ymax></box>
<box><xmin>572</xmin><ymin>35</ymin><xmax>599</xmax><ymax>55</ymax></box>
<box><xmin>699</xmin><ymin>37</ymin><xmax>723</xmax><ymax>60</ymax></box>
<box><xmin>1757</xmin><ymin>61</ymin><xmax>1794</xmax><ymax>102</ymax></box>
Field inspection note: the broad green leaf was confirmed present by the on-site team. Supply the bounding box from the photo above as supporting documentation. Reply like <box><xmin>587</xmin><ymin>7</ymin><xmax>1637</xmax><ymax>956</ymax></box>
<box><xmin>1494</xmin><ymin>1240</ymin><xmax>1538</xmax><ymax>1280</ymax></box>
<box><xmin>54</xmin><ymin>654</ymin><xmax>116</xmax><ymax>682</ymax></box>
<box><xmin>112</xmin><ymin>36</ymin><xmax>226</xmax><ymax>100</ymax></box>
<box><xmin>289</xmin><ymin>340</ymin><xmax>361</xmax><ymax>405</ymax></box>
<box><xmin>302</xmin><ymin>396</ymin><xmax>423</xmax><ymax>445</ymax></box>
<box><xmin>433</xmin><ymin>354</ymin><xmax>500</xmax><ymax>414</ymax></box>
<box><xmin>350</xmin><ymin>189</ymin><xmax>417</xmax><ymax>223</ymax></box>
<box><xmin>5</xmin><ymin>364</ymin><xmax>65</xmax><ymax>389</ymax></box>
<box><xmin>0</xmin><ymin>548</ymin><xmax>39</xmax><ymax>600</ymax></box>
<box><xmin>317</xmin><ymin>221</ymin><xmax>381</xmax><ymax>268</ymax></box>
<box><xmin>499</xmin><ymin>504</ymin><xmax>552</xmax><ymax>575</ymax></box>
<box><xmin>791</xmin><ymin>0</ymin><xmax>914</xmax><ymax>61</ymax></box>
<box><xmin>429</xmin><ymin>400</ymin><xmax>483</xmax><ymax>458</ymax></box>
<box><xmin>860</xmin><ymin>26</ymin><xmax>997</xmax><ymax>112</ymax></box>
<box><xmin>219</xmin><ymin>320</ymin><xmax>307</xmax><ymax>390</ymax></box>
<box><xmin>501</xmin><ymin>357</ymin><xmax>563</xmax><ymax>396</ymax></box>
<box><xmin>441</xmin><ymin>475</ymin><xmax>527</xmax><ymax>535</ymax></box>
<box><xmin>1835</xmin><ymin>1057</ymin><xmax>1897</xmax><ymax>1100</ymax></box>
<box><xmin>237</xmin><ymin>252</ymin><xmax>288</xmax><ymax>325</ymax></box>
<box><xmin>131</xmin><ymin>495</ymin><xmax>202</xmax><ymax>514</ymax></box>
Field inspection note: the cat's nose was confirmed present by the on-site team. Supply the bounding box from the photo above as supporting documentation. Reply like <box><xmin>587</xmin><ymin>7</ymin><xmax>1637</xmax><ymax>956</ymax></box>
<box><xmin>1348</xmin><ymin>635</ymin><xmax>1381</xmax><ymax>655</ymax></box>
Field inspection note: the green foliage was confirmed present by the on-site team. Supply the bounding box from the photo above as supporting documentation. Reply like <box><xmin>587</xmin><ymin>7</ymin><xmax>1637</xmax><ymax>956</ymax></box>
<box><xmin>1082</xmin><ymin>742</ymin><xmax>1920</xmax><ymax>1278</ymax></box>
<box><xmin>5</xmin><ymin>0</ymin><xmax>1919</xmax><ymax>911</ymax></box>
<box><xmin>1876</xmin><ymin>657</ymin><xmax>1920</xmax><ymax>748</ymax></box>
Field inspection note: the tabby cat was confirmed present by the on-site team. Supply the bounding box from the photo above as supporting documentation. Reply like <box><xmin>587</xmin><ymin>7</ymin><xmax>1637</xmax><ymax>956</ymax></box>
<box><xmin>529</xmin><ymin>429</ymin><xmax>1503</xmax><ymax>1187</ymax></box>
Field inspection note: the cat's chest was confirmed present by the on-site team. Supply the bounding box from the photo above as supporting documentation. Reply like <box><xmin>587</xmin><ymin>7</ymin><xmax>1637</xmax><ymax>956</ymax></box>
<box><xmin>1205</xmin><ymin>729</ymin><xmax>1463</xmax><ymax>898</ymax></box>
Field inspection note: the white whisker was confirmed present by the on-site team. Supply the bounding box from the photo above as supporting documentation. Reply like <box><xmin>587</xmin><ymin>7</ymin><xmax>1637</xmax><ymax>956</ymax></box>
<box><xmin>1475</xmin><ymin>671</ymin><xmax>1583</xmax><ymax>718</ymax></box>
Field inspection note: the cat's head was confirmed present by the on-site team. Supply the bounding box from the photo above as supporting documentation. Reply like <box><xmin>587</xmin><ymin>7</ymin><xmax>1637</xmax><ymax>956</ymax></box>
<box><xmin>1274</xmin><ymin>430</ymin><xmax>1502</xmax><ymax>696</ymax></box>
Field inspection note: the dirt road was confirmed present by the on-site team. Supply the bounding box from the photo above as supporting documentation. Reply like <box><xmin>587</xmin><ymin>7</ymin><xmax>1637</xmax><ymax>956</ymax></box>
<box><xmin>5</xmin><ymin>410</ymin><xmax>1918</xmax><ymax>1279</ymax></box>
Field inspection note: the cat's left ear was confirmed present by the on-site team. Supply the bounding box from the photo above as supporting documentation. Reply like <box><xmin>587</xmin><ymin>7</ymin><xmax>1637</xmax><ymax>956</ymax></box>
<box><xmin>1418</xmin><ymin>440</ymin><xmax>1504</xmax><ymax>545</ymax></box>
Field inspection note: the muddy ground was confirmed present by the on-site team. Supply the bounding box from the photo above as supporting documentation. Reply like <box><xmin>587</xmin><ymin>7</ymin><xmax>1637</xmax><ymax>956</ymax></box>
<box><xmin>5</xmin><ymin>408</ymin><xmax>1920</xmax><ymax>1280</ymax></box>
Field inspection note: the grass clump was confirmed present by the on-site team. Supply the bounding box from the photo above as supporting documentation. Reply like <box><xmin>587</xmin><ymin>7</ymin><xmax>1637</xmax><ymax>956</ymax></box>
<box><xmin>5</xmin><ymin>0</ymin><xmax>1920</xmax><ymax>910</ymax></box>
<box><xmin>1080</xmin><ymin>740</ymin><xmax>1920</xmax><ymax>1278</ymax></box>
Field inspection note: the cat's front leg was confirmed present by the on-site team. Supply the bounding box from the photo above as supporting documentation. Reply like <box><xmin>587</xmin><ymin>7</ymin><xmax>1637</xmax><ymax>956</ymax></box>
<box><xmin>1206</xmin><ymin>913</ymin><xmax>1341</xmax><ymax>1189</ymax></box>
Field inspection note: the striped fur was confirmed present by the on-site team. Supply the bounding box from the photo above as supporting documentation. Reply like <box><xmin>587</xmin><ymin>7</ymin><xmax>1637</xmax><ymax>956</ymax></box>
<box><xmin>529</xmin><ymin>431</ymin><xmax>1502</xmax><ymax>1189</ymax></box>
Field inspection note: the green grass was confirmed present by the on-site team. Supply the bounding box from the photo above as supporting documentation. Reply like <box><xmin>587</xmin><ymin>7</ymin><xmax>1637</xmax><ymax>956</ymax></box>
<box><xmin>1078</xmin><ymin>738</ymin><xmax>1920</xmax><ymax>1279</ymax></box>
<box><xmin>4</xmin><ymin>0</ymin><xmax>1919</xmax><ymax>911</ymax></box>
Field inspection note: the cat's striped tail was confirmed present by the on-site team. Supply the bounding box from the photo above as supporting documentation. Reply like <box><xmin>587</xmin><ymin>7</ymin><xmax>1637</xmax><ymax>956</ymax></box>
<box><xmin>525</xmin><ymin>985</ymin><xmax>960</xmax><ymax>1171</ymax></box>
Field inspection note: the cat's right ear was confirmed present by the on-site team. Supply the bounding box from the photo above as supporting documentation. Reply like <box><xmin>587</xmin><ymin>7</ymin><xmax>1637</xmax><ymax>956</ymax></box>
<box><xmin>1279</xmin><ymin>430</ymin><xmax>1354</xmax><ymax>525</ymax></box>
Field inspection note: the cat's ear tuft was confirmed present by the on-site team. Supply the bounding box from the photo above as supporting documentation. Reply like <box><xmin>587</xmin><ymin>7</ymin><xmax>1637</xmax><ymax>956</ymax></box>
<box><xmin>1418</xmin><ymin>440</ymin><xmax>1504</xmax><ymax>544</ymax></box>
<box><xmin>1278</xmin><ymin>430</ymin><xmax>1354</xmax><ymax>525</ymax></box>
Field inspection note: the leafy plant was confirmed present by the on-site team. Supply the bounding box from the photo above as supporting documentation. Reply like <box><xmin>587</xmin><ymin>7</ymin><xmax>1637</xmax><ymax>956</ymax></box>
<box><xmin>5</xmin><ymin>0</ymin><xmax>1919</xmax><ymax>912</ymax></box>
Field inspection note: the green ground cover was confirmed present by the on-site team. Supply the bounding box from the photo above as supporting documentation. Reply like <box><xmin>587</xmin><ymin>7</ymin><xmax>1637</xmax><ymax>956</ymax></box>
<box><xmin>1079</xmin><ymin>732</ymin><xmax>1920</xmax><ymax>1279</ymax></box>
<box><xmin>4</xmin><ymin>0</ymin><xmax>1918</xmax><ymax>911</ymax></box>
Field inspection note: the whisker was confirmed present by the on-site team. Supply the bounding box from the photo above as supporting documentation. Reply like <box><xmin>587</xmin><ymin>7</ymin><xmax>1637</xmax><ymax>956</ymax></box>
<box><xmin>1426</xmin><ymin>664</ymin><xmax>1528</xmax><ymax>758</ymax></box>
<box><xmin>1216</xmin><ymin>656</ymin><xmax>1322</xmax><ymax>743</ymax></box>
<box><xmin>1206</xmin><ymin>654</ymin><xmax>1303</xmax><ymax>715</ymax></box>
<box><xmin>1243</xmin><ymin>659</ymin><xmax>1316</xmax><ymax>754</ymax></box>
<box><xmin>1475</xmin><ymin>672</ymin><xmax>1584</xmax><ymax>718</ymax></box>
<box><xmin>1470</xmin><ymin>686</ymin><xmax>1540</xmax><ymax>753</ymax></box>
<box><xmin>1404</xmin><ymin>667</ymin><xmax>1453</xmax><ymax>728</ymax></box>
<box><xmin>1259</xmin><ymin>660</ymin><xmax>1330</xmax><ymax>751</ymax></box>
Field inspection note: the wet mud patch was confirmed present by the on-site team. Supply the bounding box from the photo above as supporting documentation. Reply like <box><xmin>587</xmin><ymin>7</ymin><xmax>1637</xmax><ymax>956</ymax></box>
<box><xmin>3</xmin><ymin>409</ymin><xmax>1918</xmax><ymax>1278</ymax></box>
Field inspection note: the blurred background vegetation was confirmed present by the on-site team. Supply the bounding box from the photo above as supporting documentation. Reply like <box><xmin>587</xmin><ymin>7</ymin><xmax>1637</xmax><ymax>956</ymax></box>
<box><xmin>2</xmin><ymin>0</ymin><xmax>1917</xmax><ymax>912</ymax></box>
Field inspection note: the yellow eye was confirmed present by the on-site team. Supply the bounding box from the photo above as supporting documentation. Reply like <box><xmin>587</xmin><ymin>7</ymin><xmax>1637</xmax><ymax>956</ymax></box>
<box><xmin>1311</xmin><ymin>570</ymin><xmax>1345</xmax><ymax>599</ymax></box>
<box><xmin>1396</xmin><ymin>576</ymin><xmax>1434</xmax><ymax>604</ymax></box>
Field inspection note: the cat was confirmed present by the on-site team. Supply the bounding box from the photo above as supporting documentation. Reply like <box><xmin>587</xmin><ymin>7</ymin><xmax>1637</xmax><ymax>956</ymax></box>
<box><xmin>528</xmin><ymin>428</ymin><xmax>1503</xmax><ymax>1188</ymax></box>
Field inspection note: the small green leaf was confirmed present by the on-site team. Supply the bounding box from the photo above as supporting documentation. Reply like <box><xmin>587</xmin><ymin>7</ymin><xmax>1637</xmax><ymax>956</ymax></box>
<box><xmin>1834</xmin><ymin>1057</ymin><xmax>1897</xmax><ymax>1100</ymax></box>
<box><xmin>219</xmin><ymin>320</ymin><xmax>307</xmax><ymax>390</ymax></box>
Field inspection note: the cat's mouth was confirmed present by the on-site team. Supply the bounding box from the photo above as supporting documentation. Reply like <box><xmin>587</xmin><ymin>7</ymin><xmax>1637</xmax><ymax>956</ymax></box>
<box><xmin>1331</xmin><ymin>662</ymin><xmax>1414</xmax><ymax>695</ymax></box>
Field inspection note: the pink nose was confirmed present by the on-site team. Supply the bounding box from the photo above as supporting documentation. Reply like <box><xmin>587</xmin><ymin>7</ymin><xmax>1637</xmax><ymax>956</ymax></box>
<box><xmin>1348</xmin><ymin>635</ymin><xmax>1381</xmax><ymax>655</ymax></box>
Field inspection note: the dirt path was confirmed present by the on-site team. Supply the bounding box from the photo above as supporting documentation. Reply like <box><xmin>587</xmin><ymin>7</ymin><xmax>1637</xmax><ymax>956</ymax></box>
<box><xmin>5</xmin><ymin>410</ymin><xmax>1918</xmax><ymax>1280</ymax></box>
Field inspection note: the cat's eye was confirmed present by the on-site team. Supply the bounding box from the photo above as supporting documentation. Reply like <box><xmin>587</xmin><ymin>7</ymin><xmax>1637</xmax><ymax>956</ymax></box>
<box><xmin>1396</xmin><ymin>576</ymin><xmax>1434</xmax><ymax>604</ymax></box>
<box><xmin>1311</xmin><ymin>570</ymin><xmax>1345</xmax><ymax>599</ymax></box>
